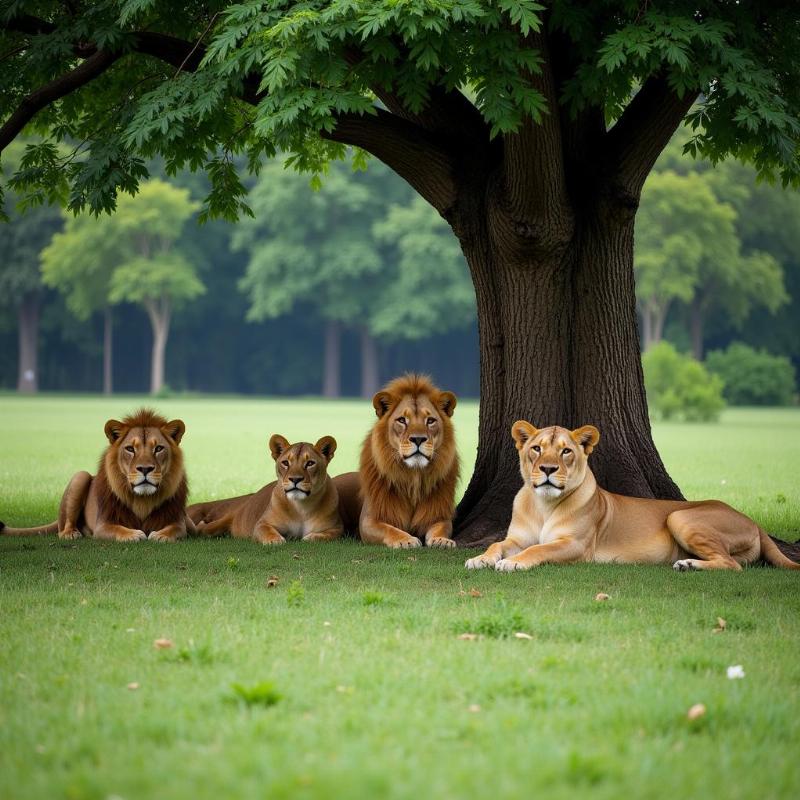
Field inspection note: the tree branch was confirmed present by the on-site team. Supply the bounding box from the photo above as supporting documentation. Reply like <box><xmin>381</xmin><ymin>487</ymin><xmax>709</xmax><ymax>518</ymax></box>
<box><xmin>605</xmin><ymin>74</ymin><xmax>698</xmax><ymax>195</ymax></box>
<box><xmin>0</xmin><ymin>49</ymin><xmax>121</xmax><ymax>152</ymax></box>
<box><xmin>323</xmin><ymin>108</ymin><xmax>457</xmax><ymax>215</ymax></box>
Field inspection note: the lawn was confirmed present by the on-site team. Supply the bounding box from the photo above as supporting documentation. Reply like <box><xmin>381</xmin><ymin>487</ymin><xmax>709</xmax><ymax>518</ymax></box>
<box><xmin>1</xmin><ymin>395</ymin><xmax>799</xmax><ymax>800</ymax></box>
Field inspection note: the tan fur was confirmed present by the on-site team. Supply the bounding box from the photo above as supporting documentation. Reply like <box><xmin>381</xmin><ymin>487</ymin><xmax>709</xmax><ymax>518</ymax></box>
<box><xmin>188</xmin><ymin>436</ymin><xmax>343</xmax><ymax>545</ymax></box>
<box><xmin>1</xmin><ymin>408</ymin><xmax>191</xmax><ymax>543</ymax></box>
<box><xmin>335</xmin><ymin>374</ymin><xmax>459</xmax><ymax>549</ymax></box>
<box><xmin>466</xmin><ymin>422</ymin><xmax>800</xmax><ymax>572</ymax></box>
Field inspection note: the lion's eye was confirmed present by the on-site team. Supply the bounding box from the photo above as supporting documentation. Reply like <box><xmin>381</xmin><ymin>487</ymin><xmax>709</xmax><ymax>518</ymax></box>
<box><xmin>154</xmin><ymin>445</ymin><xmax>164</xmax><ymax>454</ymax></box>
<box><xmin>426</xmin><ymin>417</ymin><xmax>436</xmax><ymax>426</ymax></box>
<box><xmin>282</xmin><ymin>460</ymin><xmax>289</xmax><ymax>467</ymax></box>
<box><xmin>562</xmin><ymin>448</ymin><xmax>572</xmax><ymax>456</ymax></box>
<box><xmin>125</xmin><ymin>445</ymin><xmax>135</xmax><ymax>454</ymax></box>
<box><xmin>532</xmin><ymin>445</ymin><xmax>541</xmax><ymax>453</ymax></box>
<box><xmin>305</xmin><ymin>460</ymin><xmax>315</xmax><ymax>468</ymax></box>
<box><xmin>396</xmin><ymin>417</ymin><xmax>407</xmax><ymax>425</ymax></box>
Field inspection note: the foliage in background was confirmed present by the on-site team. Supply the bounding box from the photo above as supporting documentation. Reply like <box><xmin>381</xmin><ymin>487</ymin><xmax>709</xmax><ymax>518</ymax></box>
<box><xmin>643</xmin><ymin>342</ymin><xmax>725</xmax><ymax>422</ymax></box>
<box><xmin>706</xmin><ymin>343</ymin><xmax>797</xmax><ymax>407</ymax></box>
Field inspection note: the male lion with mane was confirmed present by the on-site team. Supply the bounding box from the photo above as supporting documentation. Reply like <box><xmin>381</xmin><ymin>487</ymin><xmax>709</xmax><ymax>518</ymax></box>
<box><xmin>334</xmin><ymin>373</ymin><xmax>459</xmax><ymax>549</ymax></box>
<box><xmin>188</xmin><ymin>435</ymin><xmax>343</xmax><ymax>544</ymax></box>
<box><xmin>0</xmin><ymin>408</ymin><xmax>191</xmax><ymax>543</ymax></box>
<box><xmin>465</xmin><ymin>422</ymin><xmax>800</xmax><ymax>572</ymax></box>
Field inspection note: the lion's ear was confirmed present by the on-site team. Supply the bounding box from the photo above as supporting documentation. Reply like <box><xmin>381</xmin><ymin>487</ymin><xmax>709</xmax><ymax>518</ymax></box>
<box><xmin>314</xmin><ymin>436</ymin><xmax>337</xmax><ymax>463</ymax></box>
<box><xmin>163</xmin><ymin>419</ymin><xmax>185</xmax><ymax>445</ymax></box>
<box><xmin>571</xmin><ymin>425</ymin><xmax>600</xmax><ymax>455</ymax></box>
<box><xmin>511</xmin><ymin>420</ymin><xmax>538</xmax><ymax>450</ymax></box>
<box><xmin>104</xmin><ymin>419</ymin><xmax>126</xmax><ymax>444</ymax></box>
<box><xmin>269</xmin><ymin>434</ymin><xmax>291</xmax><ymax>460</ymax></box>
<box><xmin>437</xmin><ymin>391</ymin><xmax>457</xmax><ymax>418</ymax></box>
<box><xmin>372</xmin><ymin>391</ymin><xmax>395</xmax><ymax>418</ymax></box>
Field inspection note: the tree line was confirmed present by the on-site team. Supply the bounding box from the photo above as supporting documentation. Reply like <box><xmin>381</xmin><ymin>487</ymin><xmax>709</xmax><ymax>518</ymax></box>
<box><xmin>1</xmin><ymin>137</ymin><xmax>798</xmax><ymax>401</ymax></box>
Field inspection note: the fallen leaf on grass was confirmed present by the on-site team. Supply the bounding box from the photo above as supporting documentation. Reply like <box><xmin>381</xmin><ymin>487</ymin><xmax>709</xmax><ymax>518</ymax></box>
<box><xmin>467</xmin><ymin>704</ymin><xmax>481</xmax><ymax>713</ymax></box>
<box><xmin>687</xmin><ymin>703</ymin><xmax>706</xmax><ymax>720</ymax></box>
<box><xmin>726</xmin><ymin>665</ymin><xmax>745</xmax><ymax>680</ymax></box>
<box><xmin>266</xmin><ymin>576</ymin><xmax>279</xmax><ymax>588</ymax></box>
<box><xmin>713</xmin><ymin>617</ymin><xmax>726</xmax><ymax>633</ymax></box>
<box><xmin>127</xmin><ymin>682</ymin><xmax>140</xmax><ymax>691</ymax></box>
<box><xmin>153</xmin><ymin>638</ymin><xmax>174</xmax><ymax>649</ymax></box>
<box><xmin>292</xmin><ymin>553</ymin><xmax>301</xmax><ymax>560</ymax></box>
<box><xmin>407</xmin><ymin>556</ymin><xmax>417</xmax><ymax>562</ymax></box>
<box><xmin>513</xmin><ymin>632</ymin><xmax>533</xmax><ymax>640</ymax></box>
<box><xmin>595</xmin><ymin>593</ymin><xmax>610</xmax><ymax>601</ymax></box>
<box><xmin>336</xmin><ymin>685</ymin><xmax>354</xmax><ymax>694</ymax></box>
<box><xmin>458</xmin><ymin>633</ymin><xmax>479</xmax><ymax>641</ymax></box>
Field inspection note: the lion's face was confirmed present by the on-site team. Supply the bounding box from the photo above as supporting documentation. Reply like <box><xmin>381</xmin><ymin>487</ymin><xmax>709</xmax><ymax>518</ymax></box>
<box><xmin>269</xmin><ymin>435</ymin><xmax>336</xmax><ymax>502</ymax></box>
<box><xmin>104</xmin><ymin>417</ymin><xmax>185</xmax><ymax>496</ymax></box>
<box><xmin>511</xmin><ymin>422</ymin><xmax>600</xmax><ymax>499</ymax></box>
<box><xmin>373</xmin><ymin>388</ymin><xmax>457</xmax><ymax>469</ymax></box>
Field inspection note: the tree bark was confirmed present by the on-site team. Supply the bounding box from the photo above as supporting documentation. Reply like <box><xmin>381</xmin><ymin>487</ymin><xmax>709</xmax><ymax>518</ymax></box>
<box><xmin>16</xmin><ymin>293</ymin><xmax>39</xmax><ymax>393</ymax></box>
<box><xmin>453</xmin><ymin>199</ymin><xmax>682</xmax><ymax>548</ymax></box>
<box><xmin>144</xmin><ymin>297</ymin><xmax>171</xmax><ymax>395</ymax></box>
<box><xmin>322</xmin><ymin>319</ymin><xmax>341</xmax><ymax>398</ymax></box>
<box><xmin>690</xmin><ymin>297</ymin><xmax>704</xmax><ymax>360</ymax></box>
<box><xmin>103</xmin><ymin>305</ymin><xmax>113</xmax><ymax>395</ymax></box>
<box><xmin>359</xmin><ymin>327</ymin><xmax>379</xmax><ymax>398</ymax></box>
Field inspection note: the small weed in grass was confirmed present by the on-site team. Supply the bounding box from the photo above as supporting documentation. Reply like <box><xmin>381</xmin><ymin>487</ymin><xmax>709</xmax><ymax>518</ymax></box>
<box><xmin>173</xmin><ymin>641</ymin><xmax>216</xmax><ymax>666</ymax></box>
<box><xmin>457</xmin><ymin>608</ymin><xmax>528</xmax><ymax>639</ymax></box>
<box><xmin>226</xmin><ymin>557</ymin><xmax>240</xmax><ymax>570</ymax></box>
<box><xmin>286</xmin><ymin>580</ymin><xmax>305</xmax><ymax>607</ymax></box>
<box><xmin>362</xmin><ymin>590</ymin><xmax>387</xmax><ymax>606</ymax></box>
<box><xmin>229</xmin><ymin>681</ymin><xmax>282</xmax><ymax>708</ymax></box>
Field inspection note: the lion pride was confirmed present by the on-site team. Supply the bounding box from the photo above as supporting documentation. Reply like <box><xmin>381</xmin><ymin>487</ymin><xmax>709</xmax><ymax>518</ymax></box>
<box><xmin>334</xmin><ymin>373</ymin><xmax>459</xmax><ymax>549</ymax></box>
<box><xmin>465</xmin><ymin>421</ymin><xmax>800</xmax><ymax>572</ymax></box>
<box><xmin>0</xmin><ymin>408</ymin><xmax>191</xmax><ymax>543</ymax></box>
<box><xmin>188</xmin><ymin>435</ymin><xmax>343</xmax><ymax>544</ymax></box>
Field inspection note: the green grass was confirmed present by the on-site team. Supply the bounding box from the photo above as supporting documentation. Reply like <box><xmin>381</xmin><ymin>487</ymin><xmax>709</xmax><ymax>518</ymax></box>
<box><xmin>1</xmin><ymin>396</ymin><xmax>799</xmax><ymax>800</ymax></box>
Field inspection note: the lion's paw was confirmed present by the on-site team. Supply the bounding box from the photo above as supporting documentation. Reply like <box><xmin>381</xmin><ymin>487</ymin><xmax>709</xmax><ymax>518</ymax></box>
<box><xmin>465</xmin><ymin>555</ymin><xmax>493</xmax><ymax>570</ymax></box>
<box><xmin>257</xmin><ymin>535</ymin><xmax>286</xmax><ymax>546</ymax></box>
<box><xmin>149</xmin><ymin>530</ymin><xmax>177</xmax><ymax>543</ymax></box>
<box><xmin>388</xmin><ymin>536</ymin><xmax>421</xmax><ymax>549</ymax></box>
<box><xmin>495</xmin><ymin>558</ymin><xmax>526</xmax><ymax>572</ymax></box>
<box><xmin>58</xmin><ymin>527</ymin><xmax>81</xmax><ymax>540</ymax></box>
<box><xmin>428</xmin><ymin>536</ymin><xmax>456</xmax><ymax>549</ymax></box>
<box><xmin>673</xmin><ymin>559</ymin><xmax>701</xmax><ymax>572</ymax></box>
<box><xmin>117</xmin><ymin>530</ymin><xmax>147</xmax><ymax>543</ymax></box>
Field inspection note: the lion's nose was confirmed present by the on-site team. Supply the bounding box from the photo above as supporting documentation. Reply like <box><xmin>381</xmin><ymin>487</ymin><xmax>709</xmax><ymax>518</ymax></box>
<box><xmin>137</xmin><ymin>465</ymin><xmax>155</xmax><ymax>476</ymax></box>
<box><xmin>290</xmin><ymin>476</ymin><xmax>302</xmax><ymax>486</ymax></box>
<box><xmin>410</xmin><ymin>435</ymin><xmax>428</xmax><ymax>446</ymax></box>
<box><xmin>540</xmin><ymin>465</ymin><xmax>557</xmax><ymax>476</ymax></box>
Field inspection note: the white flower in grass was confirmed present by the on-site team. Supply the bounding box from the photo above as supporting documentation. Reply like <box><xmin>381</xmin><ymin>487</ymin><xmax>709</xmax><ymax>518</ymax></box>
<box><xmin>726</xmin><ymin>665</ymin><xmax>745</xmax><ymax>680</ymax></box>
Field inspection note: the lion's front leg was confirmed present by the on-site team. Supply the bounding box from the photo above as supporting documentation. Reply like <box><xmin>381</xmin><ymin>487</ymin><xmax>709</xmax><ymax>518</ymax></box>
<box><xmin>360</xmin><ymin>515</ymin><xmax>421</xmax><ymax>549</ymax></box>
<box><xmin>93</xmin><ymin>523</ymin><xmax>147</xmax><ymax>543</ymax></box>
<box><xmin>149</xmin><ymin>522</ymin><xmax>187</xmax><ymax>543</ymax></box>
<box><xmin>303</xmin><ymin>525</ymin><xmax>343</xmax><ymax>543</ymax></box>
<box><xmin>253</xmin><ymin>517</ymin><xmax>286</xmax><ymax>546</ymax></box>
<box><xmin>496</xmin><ymin>537</ymin><xmax>583</xmax><ymax>571</ymax></box>
<box><xmin>424</xmin><ymin>520</ymin><xmax>456</xmax><ymax>549</ymax></box>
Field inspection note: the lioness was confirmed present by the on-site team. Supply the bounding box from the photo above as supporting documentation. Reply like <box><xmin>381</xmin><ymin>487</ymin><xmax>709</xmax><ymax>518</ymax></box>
<box><xmin>465</xmin><ymin>421</ymin><xmax>799</xmax><ymax>572</ymax></box>
<box><xmin>0</xmin><ymin>408</ymin><xmax>191</xmax><ymax>543</ymax></box>
<box><xmin>188</xmin><ymin>435</ymin><xmax>343</xmax><ymax>544</ymax></box>
<box><xmin>334</xmin><ymin>373</ymin><xmax>459</xmax><ymax>549</ymax></box>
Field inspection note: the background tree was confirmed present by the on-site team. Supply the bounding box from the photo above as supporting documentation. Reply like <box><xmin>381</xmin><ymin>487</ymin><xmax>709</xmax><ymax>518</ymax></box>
<box><xmin>108</xmin><ymin>181</ymin><xmax>204</xmax><ymax>394</ymax></box>
<box><xmin>41</xmin><ymin>213</ymin><xmax>119</xmax><ymax>393</ymax></box>
<box><xmin>0</xmin><ymin>141</ymin><xmax>62</xmax><ymax>392</ymax></box>
<box><xmin>2</xmin><ymin>2</ymin><xmax>800</xmax><ymax>543</ymax></box>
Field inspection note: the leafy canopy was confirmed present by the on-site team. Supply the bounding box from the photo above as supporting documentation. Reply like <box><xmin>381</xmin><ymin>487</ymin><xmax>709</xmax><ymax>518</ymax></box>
<box><xmin>1</xmin><ymin>1</ymin><xmax>799</xmax><ymax>219</ymax></box>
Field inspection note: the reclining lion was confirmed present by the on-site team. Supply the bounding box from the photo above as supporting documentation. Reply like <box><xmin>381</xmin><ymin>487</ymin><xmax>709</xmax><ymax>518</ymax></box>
<box><xmin>334</xmin><ymin>373</ymin><xmax>459</xmax><ymax>549</ymax></box>
<box><xmin>188</xmin><ymin>435</ymin><xmax>343</xmax><ymax>544</ymax></box>
<box><xmin>466</xmin><ymin>421</ymin><xmax>799</xmax><ymax>572</ymax></box>
<box><xmin>1</xmin><ymin>408</ymin><xmax>191</xmax><ymax>543</ymax></box>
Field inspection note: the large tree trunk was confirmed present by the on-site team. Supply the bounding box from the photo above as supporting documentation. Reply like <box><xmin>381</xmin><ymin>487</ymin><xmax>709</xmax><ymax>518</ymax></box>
<box><xmin>454</xmin><ymin>199</ymin><xmax>682</xmax><ymax>547</ymax></box>
<box><xmin>17</xmin><ymin>293</ymin><xmax>39</xmax><ymax>393</ymax></box>
<box><xmin>360</xmin><ymin>326</ymin><xmax>379</xmax><ymax>398</ymax></box>
<box><xmin>144</xmin><ymin>297</ymin><xmax>171</xmax><ymax>395</ymax></box>
<box><xmin>322</xmin><ymin>319</ymin><xmax>341</xmax><ymax>398</ymax></box>
<box><xmin>690</xmin><ymin>297</ymin><xmax>704</xmax><ymax>360</ymax></box>
<box><xmin>103</xmin><ymin>305</ymin><xmax>113</xmax><ymax>395</ymax></box>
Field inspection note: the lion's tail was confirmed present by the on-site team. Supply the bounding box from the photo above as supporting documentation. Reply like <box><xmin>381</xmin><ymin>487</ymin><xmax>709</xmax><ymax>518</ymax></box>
<box><xmin>0</xmin><ymin>520</ymin><xmax>59</xmax><ymax>536</ymax></box>
<box><xmin>760</xmin><ymin>530</ymin><xmax>800</xmax><ymax>569</ymax></box>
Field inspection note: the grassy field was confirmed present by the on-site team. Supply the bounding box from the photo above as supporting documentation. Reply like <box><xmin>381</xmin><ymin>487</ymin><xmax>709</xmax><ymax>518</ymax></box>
<box><xmin>1</xmin><ymin>395</ymin><xmax>799</xmax><ymax>800</ymax></box>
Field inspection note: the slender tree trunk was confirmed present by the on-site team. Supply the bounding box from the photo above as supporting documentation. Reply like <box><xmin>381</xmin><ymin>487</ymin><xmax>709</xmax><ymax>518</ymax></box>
<box><xmin>652</xmin><ymin>304</ymin><xmax>668</xmax><ymax>346</ymax></box>
<box><xmin>322</xmin><ymin>319</ymin><xmax>341</xmax><ymax>398</ymax></box>
<box><xmin>640</xmin><ymin>307</ymin><xmax>653</xmax><ymax>351</ymax></box>
<box><xmin>17</xmin><ymin>293</ymin><xmax>39</xmax><ymax>393</ymax></box>
<box><xmin>145</xmin><ymin>297</ymin><xmax>171</xmax><ymax>395</ymax></box>
<box><xmin>359</xmin><ymin>327</ymin><xmax>379</xmax><ymax>398</ymax></box>
<box><xmin>454</xmin><ymin>199</ymin><xmax>682</xmax><ymax>547</ymax></box>
<box><xmin>690</xmin><ymin>297</ymin><xmax>704</xmax><ymax>360</ymax></box>
<box><xmin>103</xmin><ymin>305</ymin><xmax>113</xmax><ymax>395</ymax></box>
